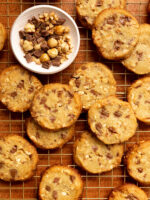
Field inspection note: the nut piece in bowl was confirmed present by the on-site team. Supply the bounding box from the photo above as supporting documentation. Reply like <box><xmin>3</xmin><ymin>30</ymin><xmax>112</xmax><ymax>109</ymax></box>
<box><xmin>10</xmin><ymin>5</ymin><xmax>80</xmax><ymax>74</ymax></box>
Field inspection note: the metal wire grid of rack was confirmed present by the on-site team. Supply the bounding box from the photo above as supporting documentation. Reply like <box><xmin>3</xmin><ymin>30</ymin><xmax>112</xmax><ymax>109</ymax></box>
<box><xmin>0</xmin><ymin>0</ymin><xmax>149</xmax><ymax>199</ymax></box>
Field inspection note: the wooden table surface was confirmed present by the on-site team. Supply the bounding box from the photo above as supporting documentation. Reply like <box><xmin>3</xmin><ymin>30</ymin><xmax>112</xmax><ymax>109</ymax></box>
<box><xmin>0</xmin><ymin>0</ymin><xmax>149</xmax><ymax>199</ymax></box>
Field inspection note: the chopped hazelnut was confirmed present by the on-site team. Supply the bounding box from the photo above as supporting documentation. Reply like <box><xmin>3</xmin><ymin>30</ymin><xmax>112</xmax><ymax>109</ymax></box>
<box><xmin>40</xmin><ymin>53</ymin><xmax>50</xmax><ymax>62</ymax></box>
<box><xmin>47</xmin><ymin>48</ymin><xmax>58</xmax><ymax>58</ymax></box>
<box><xmin>23</xmin><ymin>40</ymin><xmax>33</xmax><ymax>52</ymax></box>
<box><xmin>47</xmin><ymin>38</ymin><xmax>58</xmax><ymax>48</ymax></box>
<box><xmin>24</xmin><ymin>23</ymin><xmax>35</xmax><ymax>33</ymax></box>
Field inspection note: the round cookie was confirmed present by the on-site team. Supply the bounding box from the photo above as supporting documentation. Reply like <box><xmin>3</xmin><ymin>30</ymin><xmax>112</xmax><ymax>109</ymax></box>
<box><xmin>122</xmin><ymin>24</ymin><xmax>150</xmax><ymax>74</ymax></box>
<box><xmin>109</xmin><ymin>183</ymin><xmax>148</xmax><ymax>200</ymax></box>
<box><xmin>128</xmin><ymin>77</ymin><xmax>150</xmax><ymax>124</ymax></box>
<box><xmin>0</xmin><ymin>65</ymin><xmax>42</xmax><ymax>112</ymax></box>
<box><xmin>73</xmin><ymin>131</ymin><xmax>124</xmax><ymax>174</ymax></box>
<box><xmin>26</xmin><ymin>117</ymin><xmax>75</xmax><ymax>149</ymax></box>
<box><xmin>69</xmin><ymin>62</ymin><xmax>116</xmax><ymax>110</ymax></box>
<box><xmin>76</xmin><ymin>0</ymin><xmax>126</xmax><ymax>29</ymax></box>
<box><xmin>39</xmin><ymin>165</ymin><xmax>83</xmax><ymax>200</ymax></box>
<box><xmin>0</xmin><ymin>22</ymin><xmax>6</xmax><ymax>51</ymax></box>
<box><xmin>125</xmin><ymin>141</ymin><xmax>150</xmax><ymax>185</ymax></box>
<box><xmin>92</xmin><ymin>8</ymin><xmax>140</xmax><ymax>60</ymax></box>
<box><xmin>88</xmin><ymin>96</ymin><xmax>137</xmax><ymax>144</ymax></box>
<box><xmin>0</xmin><ymin>134</ymin><xmax>38</xmax><ymax>181</ymax></box>
<box><xmin>30</xmin><ymin>83</ymin><xmax>82</xmax><ymax>130</ymax></box>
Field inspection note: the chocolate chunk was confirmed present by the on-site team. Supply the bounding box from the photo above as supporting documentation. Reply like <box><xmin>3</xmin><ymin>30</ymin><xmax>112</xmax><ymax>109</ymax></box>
<box><xmin>50</xmin><ymin>115</ymin><xmax>56</xmax><ymax>123</ymax></box>
<box><xmin>10</xmin><ymin>92</ymin><xmax>17</xmax><ymax>97</ymax></box>
<box><xmin>25</xmin><ymin>34</ymin><xmax>33</xmax><ymax>41</ymax></box>
<box><xmin>45</xmin><ymin>185</ymin><xmax>51</xmax><ymax>192</ymax></box>
<box><xmin>52</xmin><ymin>108</ymin><xmax>58</xmax><ymax>113</ymax></box>
<box><xmin>70</xmin><ymin>175</ymin><xmax>76</xmax><ymax>183</ymax></box>
<box><xmin>41</xmin><ymin>30</ymin><xmax>50</xmax><ymax>37</ymax></box>
<box><xmin>34</xmin><ymin>32</ymin><xmax>41</xmax><ymax>39</ymax></box>
<box><xmin>53</xmin><ymin>177</ymin><xmax>60</xmax><ymax>183</ymax></box>
<box><xmin>100</xmin><ymin>107</ymin><xmax>109</xmax><ymax>117</ymax></box>
<box><xmin>17</xmin><ymin>80</ymin><xmax>24</xmax><ymax>89</ymax></box>
<box><xmin>67</xmin><ymin>91</ymin><xmax>74</xmax><ymax>98</ymax></box>
<box><xmin>10</xmin><ymin>169</ymin><xmax>17</xmax><ymax>179</ymax></box>
<box><xmin>107</xmin><ymin>16</ymin><xmax>116</xmax><ymax>25</ymax></box>
<box><xmin>106</xmin><ymin>153</ymin><xmax>113</xmax><ymax>159</ymax></box>
<box><xmin>55</xmin><ymin>18</ymin><xmax>66</xmax><ymax>25</ymax></box>
<box><xmin>37</xmin><ymin>37</ymin><xmax>44</xmax><ymax>44</ymax></box>
<box><xmin>36</xmin><ymin>132</ymin><xmax>40</xmax><ymax>139</ymax></box>
<box><xmin>75</xmin><ymin>78</ymin><xmax>81</xmax><ymax>88</ymax></box>
<box><xmin>10</xmin><ymin>145</ymin><xmax>17</xmax><ymax>153</ymax></box>
<box><xmin>24</xmin><ymin>53</ymin><xmax>33</xmax><ymax>63</ymax></box>
<box><xmin>145</xmin><ymin>100</ymin><xmax>150</xmax><ymax>104</ymax></box>
<box><xmin>41</xmin><ymin>41</ymin><xmax>49</xmax><ymax>51</ymax></box>
<box><xmin>95</xmin><ymin>0</ymin><xmax>103</xmax><ymax>6</ymax></box>
<box><xmin>39</xmin><ymin>22</ymin><xmax>47</xmax><ymax>30</ymax></box>
<box><xmin>95</xmin><ymin>123</ymin><xmax>102</xmax><ymax>134</ymax></box>
<box><xmin>42</xmin><ymin>61</ymin><xmax>51</xmax><ymax>69</ymax></box>
<box><xmin>68</xmin><ymin>113</ymin><xmax>75</xmax><ymax>119</ymax></box>
<box><xmin>135</xmin><ymin>84</ymin><xmax>141</xmax><ymax>89</ymax></box>
<box><xmin>57</xmin><ymin>91</ymin><xmax>63</xmax><ymax>97</ymax></box>
<box><xmin>52</xmin><ymin>190</ymin><xmax>58</xmax><ymax>200</ymax></box>
<box><xmin>136</xmin><ymin>51</ymin><xmax>143</xmax><ymax>61</ymax></box>
<box><xmin>136</xmin><ymin>159</ymin><xmax>140</xmax><ymax>164</ymax></box>
<box><xmin>0</xmin><ymin>162</ymin><xmax>4</xmax><ymax>169</ymax></box>
<box><xmin>108</xmin><ymin>127</ymin><xmax>116</xmax><ymax>134</ymax></box>
<box><xmin>19</xmin><ymin>30</ymin><xmax>26</xmax><ymax>39</ymax></box>
<box><xmin>29</xmin><ymin>17</ymin><xmax>39</xmax><ymax>27</ymax></box>
<box><xmin>28</xmin><ymin>86</ymin><xmax>34</xmax><ymax>93</ymax></box>
<box><xmin>61</xmin><ymin>133</ymin><xmax>66</xmax><ymax>139</ymax></box>
<box><xmin>137</xmin><ymin>168</ymin><xmax>143</xmax><ymax>173</ymax></box>
<box><xmin>114</xmin><ymin>110</ymin><xmax>122</xmax><ymax>117</ymax></box>
<box><xmin>119</xmin><ymin>16</ymin><xmax>131</xmax><ymax>25</ymax></box>
<box><xmin>33</xmin><ymin>49</ymin><xmax>43</xmax><ymax>58</ymax></box>
<box><xmin>92</xmin><ymin>145</ymin><xmax>98</xmax><ymax>152</ymax></box>
<box><xmin>90</xmin><ymin>89</ymin><xmax>100</xmax><ymax>96</ymax></box>
<box><xmin>114</xmin><ymin>40</ymin><xmax>124</xmax><ymax>51</ymax></box>
<box><xmin>51</xmin><ymin>56</ymin><xmax>61</xmax><ymax>66</ymax></box>
<box><xmin>40</xmin><ymin>97</ymin><xmax>47</xmax><ymax>104</ymax></box>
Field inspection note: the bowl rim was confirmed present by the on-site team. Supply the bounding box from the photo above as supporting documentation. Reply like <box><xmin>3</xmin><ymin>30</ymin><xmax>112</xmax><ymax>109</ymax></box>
<box><xmin>10</xmin><ymin>5</ymin><xmax>80</xmax><ymax>75</ymax></box>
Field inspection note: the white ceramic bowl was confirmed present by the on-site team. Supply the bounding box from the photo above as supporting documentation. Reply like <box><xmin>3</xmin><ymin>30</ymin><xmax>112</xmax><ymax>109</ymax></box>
<box><xmin>10</xmin><ymin>5</ymin><xmax>80</xmax><ymax>74</ymax></box>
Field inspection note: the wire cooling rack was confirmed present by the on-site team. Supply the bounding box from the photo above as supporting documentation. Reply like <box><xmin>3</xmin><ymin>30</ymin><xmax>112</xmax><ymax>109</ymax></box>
<box><xmin>0</xmin><ymin>0</ymin><xmax>150</xmax><ymax>199</ymax></box>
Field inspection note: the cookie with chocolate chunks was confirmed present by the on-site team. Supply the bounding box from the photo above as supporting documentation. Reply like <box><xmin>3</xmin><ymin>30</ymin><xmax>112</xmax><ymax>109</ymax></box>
<box><xmin>0</xmin><ymin>134</ymin><xmax>38</xmax><ymax>181</ymax></box>
<box><xmin>122</xmin><ymin>24</ymin><xmax>150</xmax><ymax>74</ymax></box>
<box><xmin>88</xmin><ymin>96</ymin><xmax>137</xmax><ymax>144</ymax></box>
<box><xmin>30</xmin><ymin>83</ymin><xmax>82</xmax><ymax>130</ymax></box>
<box><xmin>125</xmin><ymin>141</ymin><xmax>150</xmax><ymax>185</ymax></box>
<box><xmin>39</xmin><ymin>165</ymin><xmax>83</xmax><ymax>200</ymax></box>
<box><xmin>128</xmin><ymin>77</ymin><xmax>150</xmax><ymax>124</ymax></box>
<box><xmin>69</xmin><ymin>62</ymin><xmax>116</xmax><ymax>110</ymax></box>
<box><xmin>109</xmin><ymin>183</ymin><xmax>148</xmax><ymax>200</ymax></box>
<box><xmin>26</xmin><ymin>117</ymin><xmax>75</xmax><ymax>149</ymax></box>
<box><xmin>0</xmin><ymin>65</ymin><xmax>42</xmax><ymax>112</ymax></box>
<box><xmin>76</xmin><ymin>0</ymin><xmax>126</xmax><ymax>29</ymax></box>
<box><xmin>92</xmin><ymin>8</ymin><xmax>140</xmax><ymax>60</ymax></box>
<box><xmin>73</xmin><ymin>131</ymin><xmax>123</xmax><ymax>174</ymax></box>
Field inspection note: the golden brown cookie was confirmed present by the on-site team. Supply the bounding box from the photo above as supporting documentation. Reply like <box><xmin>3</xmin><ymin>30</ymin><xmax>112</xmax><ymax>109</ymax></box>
<box><xmin>0</xmin><ymin>22</ymin><xmax>6</xmax><ymax>51</ymax></box>
<box><xmin>39</xmin><ymin>165</ymin><xmax>83</xmax><ymax>200</ymax></box>
<box><xmin>73</xmin><ymin>131</ymin><xmax>124</xmax><ymax>174</ymax></box>
<box><xmin>122</xmin><ymin>24</ymin><xmax>150</xmax><ymax>74</ymax></box>
<box><xmin>76</xmin><ymin>0</ymin><xmax>126</xmax><ymax>29</ymax></box>
<box><xmin>30</xmin><ymin>83</ymin><xmax>82</xmax><ymax>130</ymax></box>
<box><xmin>26</xmin><ymin>117</ymin><xmax>75</xmax><ymax>149</ymax></box>
<box><xmin>125</xmin><ymin>141</ymin><xmax>150</xmax><ymax>185</ymax></box>
<box><xmin>92</xmin><ymin>8</ymin><xmax>140</xmax><ymax>60</ymax></box>
<box><xmin>128</xmin><ymin>76</ymin><xmax>150</xmax><ymax>124</ymax></box>
<box><xmin>0</xmin><ymin>134</ymin><xmax>38</xmax><ymax>181</ymax></box>
<box><xmin>0</xmin><ymin>65</ymin><xmax>42</xmax><ymax>112</ymax></box>
<box><xmin>69</xmin><ymin>62</ymin><xmax>116</xmax><ymax>110</ymax></box>
<box><xmin>109</xmin><ymin>183</ymin><xmax>148</xmax><ymax>200</ymax></box>
<box><xmin>88</xmin><ymin>96</ymin><xmax>137</xmax><ymax>144</ymax></box>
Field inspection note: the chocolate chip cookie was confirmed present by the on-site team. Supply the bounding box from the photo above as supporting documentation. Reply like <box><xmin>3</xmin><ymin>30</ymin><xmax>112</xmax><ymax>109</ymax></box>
<box><xmin>0</xmin><ymin>65</ymin><xmax>42</xmax><ymax>112</ymax></box>
<box><xmin>88</xmin><ymin>96</ymin><xmax>137</xmax><ymax>144</ymax></box>
<box><xmin>122</xmin><ymin>24</ymin><xmax>150</xmax><ymax>74</ymax></box>
<box><xmin>30</xmin><ymin>83</ymin><xmax>82</xmax><ymax>130</ymax></box>
<box><xmin>125</xmin><ymin>141</ymin><xmax>150</xmax><ymax>185</ymax></box>
<box><xmin>26</xmin><ymin>117</ymin><xmax>75</xmax><ymax>149</ymax></box>
<box><xmin>0</xmin><ymin>22</ymin><xmax>6</xmax><ymax>51</ymax></box>
<box><xmin>128</xmin><ymin>77</ymin><xmax>150</xmax><ymax>124</ymax></box>
<box><xmin>76</xmin><ymin>0</ymin><xmax>126</xmax><ymax>29</ymax></box>
<box><xmin>69</xmin><ymin>62</ymin><xmax>116</xmax><ymax>110</ymax></box>
<box><xmin>39</xmin><ymin>165</ymin><xmax>83</xmax><ymax>200</ymax></box>
<box><xmin>109</xmin><ymin>183</ymin><xmax>148</xmax><ymax>200</ymax></box>
<box><xmin>92</xmin><ymin>8</ymin><xmax>140</xmax><ymax>60</ymax></box>
<box><xmin>0</xmin><ymin>134</ymin><xmax>38</xmax><ymax>181</ymax></box>
<box><xmin>73</xmin><ymin>131</ymin><xmax>124</xmax><ymax>174</ymax></box>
